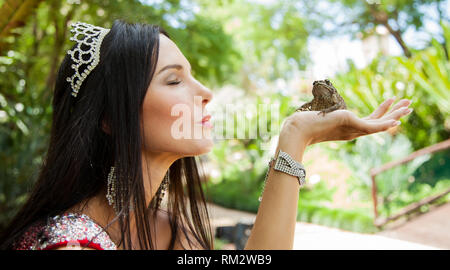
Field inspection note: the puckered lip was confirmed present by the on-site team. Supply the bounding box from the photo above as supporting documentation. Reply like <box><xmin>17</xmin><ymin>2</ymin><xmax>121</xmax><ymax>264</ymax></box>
<box><xmin>201</xmin><ymin>114</ymin><xmax>212</xmax><ymax>123</ymax></box>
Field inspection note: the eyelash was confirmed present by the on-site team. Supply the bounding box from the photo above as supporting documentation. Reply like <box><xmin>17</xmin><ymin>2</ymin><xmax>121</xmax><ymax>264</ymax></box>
<box><xmin>167</xmin><ymin>80</ymin><xmax>181</xmax><ymax>86</ymax></box>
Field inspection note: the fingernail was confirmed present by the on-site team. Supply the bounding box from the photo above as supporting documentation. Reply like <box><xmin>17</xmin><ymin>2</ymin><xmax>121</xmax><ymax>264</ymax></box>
<box><xmin>391</xmin><ymin>120</ymin><xmax>400</xmax><ymax>126</ymax></box>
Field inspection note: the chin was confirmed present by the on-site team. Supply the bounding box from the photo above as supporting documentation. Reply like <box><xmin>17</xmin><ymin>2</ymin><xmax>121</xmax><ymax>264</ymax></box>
<box><xmin>187</xmin><ymin>138</ymin><xmax>214</xmax><ymax>156</ymax></box>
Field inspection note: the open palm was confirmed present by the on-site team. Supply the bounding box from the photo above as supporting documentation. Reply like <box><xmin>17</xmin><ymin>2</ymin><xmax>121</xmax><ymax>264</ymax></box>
<box><xmin>288</xmin><ymin>98</ymin><xmax>413</xmax><ymax>146</ymax></box>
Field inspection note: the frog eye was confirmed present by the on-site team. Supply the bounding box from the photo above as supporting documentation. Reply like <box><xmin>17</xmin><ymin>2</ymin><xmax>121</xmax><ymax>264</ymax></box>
<box><xmin>325</xmin><ymin>79</ymin><xmax>331</xmax><ymax>85</ymax></box>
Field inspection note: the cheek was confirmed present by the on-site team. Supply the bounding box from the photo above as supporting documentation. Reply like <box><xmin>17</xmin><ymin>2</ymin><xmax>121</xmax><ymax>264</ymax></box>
<box><xmin>140</xmin><ymin>86</ymin><xmax>213</xmax><ymax>156</ymax></box>
<box><xmin>141</xmin><ymin>92</ymin><xmax>192</xmax><ymax>151</ymax></box>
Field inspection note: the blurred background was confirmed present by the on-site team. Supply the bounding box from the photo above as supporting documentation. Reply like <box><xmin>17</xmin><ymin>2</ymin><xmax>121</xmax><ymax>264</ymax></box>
<box><xmin>0</xmin><ymin>0</ymin><xmax>449</xmax><ymax>249</ymax></box>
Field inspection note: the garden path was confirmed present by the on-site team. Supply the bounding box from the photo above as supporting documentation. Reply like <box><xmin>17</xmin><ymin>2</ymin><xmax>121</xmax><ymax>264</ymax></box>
<box><xmin>207</xmin><ymin>203</ymin><xmax>441</xmax><ymax>250</ymax></box>
<box><xmin>379</xmin><ymin>202</ymin><xmax>450</xmax><ymax>249</ymax></box>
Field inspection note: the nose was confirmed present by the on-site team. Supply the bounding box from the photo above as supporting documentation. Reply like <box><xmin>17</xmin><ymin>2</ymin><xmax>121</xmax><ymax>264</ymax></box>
<box><xmin>194</xmin><ymin>78</ymin><xmax>213</xmax><ymax>106</ymax></box>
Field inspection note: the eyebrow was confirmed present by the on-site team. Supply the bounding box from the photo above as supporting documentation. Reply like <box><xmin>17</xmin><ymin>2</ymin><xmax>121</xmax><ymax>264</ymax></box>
<box><xmin>156</xmin><ymin>64</ymin><xmax>192</xmax><ymax>75</ymax></box>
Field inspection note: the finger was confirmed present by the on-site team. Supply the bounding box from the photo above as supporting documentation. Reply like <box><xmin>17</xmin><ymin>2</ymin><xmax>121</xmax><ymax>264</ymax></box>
<box><xmin>387</xmin><ymin>99</ymin><xmax>412</xmax><ymax>114</ymax></box>
<box><xmin>350</xmin><ymin>113</ymin><xmax>401</xmax><ymax>135</ymax></box>
<box><xmin>382</xmin><ymin>105</ymin><xmax>413</xmax><ymax>121</ymax></box>
<box><xmin>365</xmin><ymin>97</ymin><xmax>396</xmax><ymax>120</ymax></box>
<box><xmin>365</xmin><ymin>98</ymin><xmax>411</xmax><ymax>120</ymax></box>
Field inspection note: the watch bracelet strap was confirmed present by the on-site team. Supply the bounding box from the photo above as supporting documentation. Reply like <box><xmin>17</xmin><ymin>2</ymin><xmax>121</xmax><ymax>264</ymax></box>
<box><xmin>274</xmin><ymin>150</ymin><xmax>306</xmax><ymax>186</ymax></box>
<box><xmin>258</xmin><ymin>149</ymin><xmax>306</xmax><ymax>202</ymax></box>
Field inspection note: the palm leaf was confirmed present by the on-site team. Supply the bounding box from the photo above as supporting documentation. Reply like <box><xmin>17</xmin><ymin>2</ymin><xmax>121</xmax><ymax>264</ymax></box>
<box><xmin>0</xmin><ymin>0</ymin><xmax>43</xmax><ymax>54</ymax></box>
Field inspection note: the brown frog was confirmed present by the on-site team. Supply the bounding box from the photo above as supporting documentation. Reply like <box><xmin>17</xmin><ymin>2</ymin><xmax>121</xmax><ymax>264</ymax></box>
<box><xmin>295</xmin><ymin>79</ymin><xmax>347</xmax><ymax>116</ymax></box>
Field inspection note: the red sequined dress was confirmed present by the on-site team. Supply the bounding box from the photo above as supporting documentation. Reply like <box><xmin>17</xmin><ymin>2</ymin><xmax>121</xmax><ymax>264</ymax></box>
<box><xmin>13</xmin><ymin>212</ymin><xmax>117</xmax><ymax>250</ymax></box>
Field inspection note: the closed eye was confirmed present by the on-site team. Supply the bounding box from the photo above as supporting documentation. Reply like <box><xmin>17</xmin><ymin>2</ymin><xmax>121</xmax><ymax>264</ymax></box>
<box><xmin>168</xmin><ymin>81</ymin><xmax>181</xmax><ymax>85</ymax></box>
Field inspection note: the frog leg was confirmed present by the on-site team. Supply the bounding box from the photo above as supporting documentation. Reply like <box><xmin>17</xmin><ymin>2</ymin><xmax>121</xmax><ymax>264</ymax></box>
<box><xmin>317</xmin><ymin>103</ymin><xmax>342</xmax><ymax>117</ymax></box>
<box><xmin>295</xmin><ymin>101</ymin><xmax>313</xmax><ymax>112</ymax></box>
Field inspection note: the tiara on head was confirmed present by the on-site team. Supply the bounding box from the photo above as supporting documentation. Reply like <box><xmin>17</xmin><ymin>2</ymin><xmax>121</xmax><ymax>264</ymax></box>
<box><xmin>66</xmin><ymin>22</ymin><xmax>110</xmax><ymax>97</ymax></box>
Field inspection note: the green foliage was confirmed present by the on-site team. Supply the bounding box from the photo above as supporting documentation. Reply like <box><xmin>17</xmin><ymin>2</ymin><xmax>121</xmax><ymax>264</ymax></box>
<box><xmin>213</xmin><ymin>237</ymin><xmax>231</xmax><ymax>250</ymax></box>
<box><xmin>239</xmin><ymin>2</ymin><xmax>309</xmax><ymax>71</ymax></box>
<box><xmin>0</xmin><ymin>49</ymin><xmax>51</xmax><ymax>230</ymax></box>
<box><xmin>297</xmin><ymin>203</ymin><xmax>377</xmax><ymax>233</ymax></box>
<box><xmin>397</xmin><ymin>27</ymin><xmax>450</xmax><ymax>114</ymax></box>
<box><xmin>169</xmin><ymin>15</ymin><xmax>242</xmax><ymax>86</ymax></box>
<box><xmin>321</xmin><ymin>0</ymin><xmax>448</xmax><ymax>56</ymax></box>
<box><xmin>195</xmin><ymin>0</ymin><xmax>311</xmax><ymax>82</ymax></box>
<box><xmin>411</xmin><ymin>149</ymin><xmax>450</xmax><ymax>188</ymax></box>
<box><xmin>333</xmin><ymin>23</ymin><xmax>450</xmax><ymax>150</ymax></box>
<box><xmin>335</xmin><ymin>0</ymin><xmax>445</xmax><ymax>32</ymax></box>
<box><xmin>337</xmin><ymin>132</ymin><xmax>450</xmax><ymax>217</ymax></box>
<box><xmin>390</xmin><ymin>179</ymin><xmax>450</xmax><ymax>214</ymax></box>
<box><xmin>296</xmin><ymin>173</ymin><xmax>377</xmax><ymax>233</ymax></box>
<box><xmin>340</xmin><ymin>133</ymin><xmax>429</xmax><ymax>191</ymax></box>
<box><xmin>299</xmin><ymin>180</ymin><xmax>336</xmax><ymax>203</ymax></box>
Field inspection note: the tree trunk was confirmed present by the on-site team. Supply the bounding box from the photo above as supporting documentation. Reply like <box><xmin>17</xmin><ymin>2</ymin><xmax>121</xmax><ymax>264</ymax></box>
<box><xmin>43</xmin><ymin>2</ymin><xmax>75</xmax><ymax>102</ymax></box>
<box><xmin>382</xmin><ymin>21</ymin><xmax>412</xmax><ymax>58</ymax></box>
<box><xmin>367</xmin><ymin>3</ymin><xmax>412</xmax><ymax>58</ymax></box>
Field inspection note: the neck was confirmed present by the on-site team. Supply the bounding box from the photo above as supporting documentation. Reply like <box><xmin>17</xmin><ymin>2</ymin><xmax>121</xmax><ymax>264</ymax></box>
<box><xmin>68</xmin><ymin>151</ymin><xmax>182</xmax><ymax>249</ymax></box>
<box><xmin>141</xmin><ymin>150</ymin><xmax>180</xmax><ymax>206</ymax></box>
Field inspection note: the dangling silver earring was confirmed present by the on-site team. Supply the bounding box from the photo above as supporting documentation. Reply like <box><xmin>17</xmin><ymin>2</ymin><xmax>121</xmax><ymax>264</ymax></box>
<box><xmin>106</xmin><ymin>165</ymin><xmax>133</xmax><ymax>214</ymax></box>
<box><xmin>106</xmin><ymin>166</ymin><xmax>116</xmax><ymax>210</ymax></box>
<box><xmin>155</xmin><ymin>170</ymin><xmax>169</xmax><ymax>208</ymax></box>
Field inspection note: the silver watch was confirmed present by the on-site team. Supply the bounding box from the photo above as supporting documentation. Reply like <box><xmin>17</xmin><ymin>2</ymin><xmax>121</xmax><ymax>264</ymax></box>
<box><xmin>271</xmin><ymin>149</ymin><xmax>306</xmax><ymax>186</ymax></box>
<box><xmin>258</xmin><ymin>149</ymin><xmax>306</xmax><ymax>202</ymax></box>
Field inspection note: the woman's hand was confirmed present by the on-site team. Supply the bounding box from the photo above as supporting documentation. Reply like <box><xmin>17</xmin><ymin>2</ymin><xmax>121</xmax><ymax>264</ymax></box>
<box><xmin>280</xmin><ymin>97</ymin><xmax>413</xmax><ymax>147</ymax></box>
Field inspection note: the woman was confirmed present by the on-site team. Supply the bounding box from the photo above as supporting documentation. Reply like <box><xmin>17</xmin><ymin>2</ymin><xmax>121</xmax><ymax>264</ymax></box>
<box><xmin>0</xmin><ymin>20</ymin><xmax>413</xmax><ymax>250</ymax></box>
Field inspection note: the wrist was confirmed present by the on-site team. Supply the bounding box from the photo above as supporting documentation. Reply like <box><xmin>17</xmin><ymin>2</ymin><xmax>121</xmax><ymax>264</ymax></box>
<box><xmin>279</xmin><ymin>119</ymin><xmax>311</xmax><ymax>156</ymax></box>
<box><xmin>277</xmin><ymin>137</ymin><xmax>308</xmax><ymax>164</ymax></box>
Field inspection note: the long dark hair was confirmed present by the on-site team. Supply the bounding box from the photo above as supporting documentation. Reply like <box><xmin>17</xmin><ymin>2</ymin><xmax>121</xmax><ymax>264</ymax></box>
<box><xmin>0</xmin><ymin>19</ymin><xmax>213</xmax><ymax>250</ymax></box>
